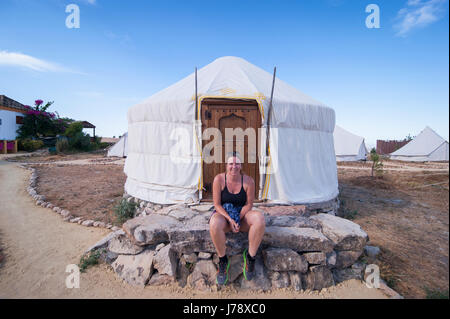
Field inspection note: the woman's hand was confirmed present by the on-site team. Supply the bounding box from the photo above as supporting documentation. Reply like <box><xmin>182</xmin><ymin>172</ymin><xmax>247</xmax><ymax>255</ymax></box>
<box><xmin>229</xmin><ymin>219</ymin><xmax>240</xmax><ymax>233</ymax></box>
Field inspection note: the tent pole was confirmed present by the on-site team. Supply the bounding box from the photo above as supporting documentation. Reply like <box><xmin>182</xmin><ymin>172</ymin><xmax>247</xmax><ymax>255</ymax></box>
<box><xmin>195</xmin><ymin>67</ymin><xmax>198</xmax><ymax>121</ymax></box>
<box><xmin>261</xmin><ymin>67</ymin><xmax>276</xmax><ymax>201</ymax></box>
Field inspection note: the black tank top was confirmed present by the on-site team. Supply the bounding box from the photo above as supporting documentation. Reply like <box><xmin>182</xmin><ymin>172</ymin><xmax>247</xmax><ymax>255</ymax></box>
<box><xmin>221</xmin><ymin>173</ymin><xmax>247</xmax><ymax>207</ymax></box>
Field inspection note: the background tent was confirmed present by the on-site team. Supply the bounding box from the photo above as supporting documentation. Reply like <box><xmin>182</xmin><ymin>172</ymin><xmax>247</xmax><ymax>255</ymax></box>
<box><xmin>125</xmin><ymin>56</ymin><xmax>338</xmax><ymax>204</ymax></box>
<box><xmin>107</xmin><ymin>132</ymin><xmax>128</xmax><ymax>157</ymax></box>
<box><xmin>390</xmin><ymin>126</ymin><xmax>449</xmax><ymax>162</ymax></box>
<box><xmin>333</xmin><ymin>125</ymin><xmax>368</xmax><ymax>161</ymax></box>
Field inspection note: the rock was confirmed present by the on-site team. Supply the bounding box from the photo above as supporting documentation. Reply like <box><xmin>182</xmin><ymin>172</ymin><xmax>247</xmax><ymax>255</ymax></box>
<box><xmin>310</xmin><ymin>214</ymin><xmax>368</xmax><ymax>251</ymax></box>
<box><xmin>111</xmin><ymin>226</ymin><xmax>120</xmax><ymax>231</ymax></box>
<box><xmin>332</xmin><ymin>263</ymin><xmax>365</xmax><ymax>283</ymax></box>
<box><xmin>148</xmin><ymin>273</ymin><xmax>175</xmax><ymax>286</ymax></box>
<box><xmin>265</xmin><ymin>215</ymin><xmax>321</xmax><ymax>230</ymax></box>
<box><xmin>303</xmin><ymin>266</ymin><xmax>335</xmax><ymax>290</ymax></box>
<box><xmin>228</xmin><ymin>254</ymin><xmax>244</xmax><ymax>283</ymax></box>
<box><xmin>153</xmin><ymin>244</ymin><xmax>178</xmax><ymax>277</ymax></box>
<box><xmin>192</xmin><ymin>204</ymin><xmax>214</xmax><ymax>212</ymax></box>
<box><xmin>326</xmin><ymin>251</ymin><xmax>337</xmax><ymax>268</ymax></box>
<box><xmin>269</xmin><ymin>271</ymin><xmax>291</xmax><ymax>289</ymax></box>
<box><xmin>77</xmin><ymin>219</ymin><xmax>83</xmax><ymax>225</ymax></box>
<box><xmin>100</xmin><ymin>251</ymin><xmax>119</xmax><ymax>264</ymax></box>
<box><xmin>85</xmin><ymin>229</ymin><xmax>125</xmax><ymax>253</ymax></box>
<box><xmin>258</xmin><ymin>205</ymin><xmax>307</xmax><ymax>216</ymax></box>
<box><xmin>122</xmin><ymin>215</ymin><xmax>179</xmax><ymax>246</ymax></box>
<box><xmin>81</xmin><ymin>220</ymin><xmax>94</xmax><ymax>227</ymax></box>
<box><xmin>198</xmin><ymin>252</ymin><xmax>212</xmax><ymax>260</ymax></box>
<box><xmin>263</xmin><ymin>226</ymin><xmax>334</xmax><ymax>253</ymax></box>
<box><xmin>262</xmin><ymin>248</ymin><xmax>308</xmax><ymax>273</ymax></box>
<box><xmin>70</xmin><ymin>217</ymin><xmax>81</xmax><ymax>223</ymax></box>
<box><xmin>239</xmin><ymin>255</ymin><xmax>271</xmax><ymax>291</ymax></box>
<box><xmin>46</xmin><ymin>203</ymin><xmax>53</xmax><ymax>209</ymax></box>
<box><xmin>289</xmin><ymin>272</ymin><xmax>303</xmax><ymax>291</ymax></box>
<box><xmin>182</xmin><ymin>253</ymin><xmax>198</xmax><ymax>264</ymax></box>
<box><xmin>111</xmin><ymin>249</ymin><xmax>155</xmax><ymax>287</ymax></box>
<box><xmin>53</xmin><ymin>207</ymin><xmax>60</xmax><ymax>213</ymax></box>
<box><xmin>60</xmin><ymin>210</ymin><xmax>71</xmax><ymax>218</ymax></box>
<box><xmin>97</xmin><ymin>222</ymin><xmax>106</xmax><ymax>228</ymax></box>
<box><xmin>187</xmin><ymin>260</ymin><xmax>217</xmax><ymax>291</ymax></box>
<box><xmin>335</xmin><ymin>250</ymin><xmax>363</xmax><ymax>269</ymax></box>
<box><xmin>41</xmin><ymin>202</ymin><xmax>47</xmax><ymax>207</ymax></box>
<box><xmin>62</xmin><ymin>215</ymin><xmax>72</xmax><ymax>222</ymax></box>
<box><xmin>36</xmin><ymin>200</ymin><xmax>42</xmax><ymax>206</ymax></box>
<box><xmin>167</xmin><ymin>207</ymin><xmax>197</xmax><ymax>221</ymax></box>
<box><xmin>93</xmin><ymin>221</ymin><xmax>100</xmax><ymax>227</ymax></box>
<box><xmin>364</xmin><ymin>245</ymin><xmax>381</xmax><ymax>258</ymax></box>
<box><xmin>303</xmin><ymin>252</ymin><xmax>326</xmax><ymax>265</ymax></box>
<box><xmin>155</xmin><ymin>243</ymin><xmax>166</xmax><ymax>251</ymax></box>
<box><xmin>108</xmin><ymin>234</ymin><xmax>145</xmax><ymax>255</ymax></box>
<box><xmin>176</xmin><ymin>259</ymin><xmax>192</xmax><ymax>288</ymax></box>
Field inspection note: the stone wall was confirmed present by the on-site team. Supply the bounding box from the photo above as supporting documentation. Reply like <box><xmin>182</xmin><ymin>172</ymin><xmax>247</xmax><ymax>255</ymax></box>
<box><xmin>87</xmin><ymin>202</ymin><xmax>369</xmax><ymax>292</ymax></box>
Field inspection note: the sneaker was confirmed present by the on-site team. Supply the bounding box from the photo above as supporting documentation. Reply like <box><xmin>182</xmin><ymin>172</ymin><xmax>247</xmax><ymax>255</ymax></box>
<box><xmin>243</xmin><ymin>248</ymin><xmax>255</xmax><ymax>281</ymax></box>
<box><xmin>216</xmin><ymin>256</ymin><xmax>230</xmax><ymax>285</ymax></box>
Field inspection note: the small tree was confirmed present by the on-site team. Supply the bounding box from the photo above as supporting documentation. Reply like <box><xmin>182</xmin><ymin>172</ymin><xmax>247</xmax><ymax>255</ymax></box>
<box><xmin>369</xmin><ymin>148</ymin><xmax>383</xmax><ymax>177</ymax></box>
<box><xmin>16</xmin><ymin>99</ymin><xmax>71</xmax><ymax>138</ymax></box>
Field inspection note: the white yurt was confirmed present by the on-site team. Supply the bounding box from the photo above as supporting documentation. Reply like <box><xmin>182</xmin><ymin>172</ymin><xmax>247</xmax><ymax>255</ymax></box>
<box><xmin>390</xmin><ymin>126</ymin><xmax>449</xmax><ymax>162</ymax></box>
<box><xmin>125</xmin><ymin>56</ymin><xmax>338</xmax><ymax>204</ymax></box>
<box><xmin>333</xmin><ymin>125</ymin><xmax>368</xmax><ymax>161</ymax></box>
<box><xmin>107</xmin><ymin>132</ymin><xmax>128</xmax><ymax>158</ymax></box>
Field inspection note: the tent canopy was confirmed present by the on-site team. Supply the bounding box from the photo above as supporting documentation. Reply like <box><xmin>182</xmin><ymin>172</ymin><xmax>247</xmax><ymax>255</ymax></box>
<box><xmin>390</xmin><ymin>126</ymin><xmax>449</xmax><ymax>161</ymax></box>
<box><xmin>333</xmin><ymin>125</ymin><xmax>367</xmax><ymax>161</ymax></box>
<box><xmin>107</xmin><ymin>132</ymin><xmax>128</xmax><ymax>158</ymax></box>
<box><xmin>125</xmin><ymin>56</ymin><xmax>338</xmax><ymax>204</ymax></box>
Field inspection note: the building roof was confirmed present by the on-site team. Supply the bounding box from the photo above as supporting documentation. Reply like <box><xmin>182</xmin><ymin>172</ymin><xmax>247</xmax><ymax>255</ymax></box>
<box><xmin>0</xmin><ymin>95</ymin><xmax>28</xmax><ymax>113</ymax></box>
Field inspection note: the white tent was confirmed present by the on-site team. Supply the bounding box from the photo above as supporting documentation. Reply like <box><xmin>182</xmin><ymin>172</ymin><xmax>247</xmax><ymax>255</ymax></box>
<box><xmin>125</xmin><ymin>56</ymin><xmax>338</xmax><ymax>204</ymax></box>
<box><xmin>107</xmin><ymin>132</ymin><xmax>128</xmax><ymax>158</ymax></box>
<box><xmin>333</xmin><ymin>125</ymin><xmax>368</xmax><ymax>161</ymax></box>
<box><xmin>390</xmin><ymin>126</ymin><xmax>449</xmax><ymax>162</ymax></box>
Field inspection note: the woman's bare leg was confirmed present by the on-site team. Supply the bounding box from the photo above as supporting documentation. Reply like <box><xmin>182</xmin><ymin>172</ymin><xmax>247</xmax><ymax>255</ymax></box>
<box><xmin>209</xmin><ymin>213</ymin><xmax>231</xmax><ymax>257</ymax></box>
<box><xmin>240</xmin><ymin>210</ymin><xmax>266</xmax><ymax>257</ymax></box>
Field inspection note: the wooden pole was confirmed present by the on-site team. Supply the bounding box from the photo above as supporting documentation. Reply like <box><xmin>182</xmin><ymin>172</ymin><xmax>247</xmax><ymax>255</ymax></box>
<box><xmin>14</xmin><ymin>140</ymin><xmax>18</xmax><ymax>153</ymax></box>
<box><xmin>2</xmin><ymin>140</ymin><xmax>6</xmax><ymax>154</ymax></box>
<box><xmin>195</xmin><ymin>67</ymin><xmax>198</xmax><ymax>121</ymax></box>
<box><xmin>261</xmin><ymin>67</ymin><xmax>276</xmax><ymax>201</ymax></box>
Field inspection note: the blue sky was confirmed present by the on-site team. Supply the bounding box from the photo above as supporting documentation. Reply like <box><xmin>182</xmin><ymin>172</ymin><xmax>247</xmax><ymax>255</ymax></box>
<box><xmin>0</xmin><ymin>0</ymin><xmax>448</xmax><ymax>147</ymax></box>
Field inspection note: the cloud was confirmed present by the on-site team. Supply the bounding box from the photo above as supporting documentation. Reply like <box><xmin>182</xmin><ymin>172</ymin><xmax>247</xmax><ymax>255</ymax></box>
<box><xmin>394</xmin><ymin>0</ymin><xmax>448</xmax><ymax>36</ymax></box>
<box><xmin>0</xmin><ymin>50</ymin><xmax>84</xmax><ymax>74</ymax></box>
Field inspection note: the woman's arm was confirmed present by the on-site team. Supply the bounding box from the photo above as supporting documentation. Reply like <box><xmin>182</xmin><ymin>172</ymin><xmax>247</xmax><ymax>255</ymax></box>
<box><xmin>240</xmin><ymin>176</ymin><xmax>255</xmax><ymax>219</ymax></box>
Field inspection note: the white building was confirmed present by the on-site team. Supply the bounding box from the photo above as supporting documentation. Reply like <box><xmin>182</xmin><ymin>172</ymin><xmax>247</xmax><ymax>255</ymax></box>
<box><xmin>0</xmin><ymin>95</ymin><xmax>27</xmax><ymax>153</ymax></box>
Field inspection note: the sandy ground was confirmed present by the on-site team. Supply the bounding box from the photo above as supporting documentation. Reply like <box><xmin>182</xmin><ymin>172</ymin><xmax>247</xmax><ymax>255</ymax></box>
<box><xmin>0</xmin><ymin>160</ymin><xmax>389</xmax><ymax>299</ymax></box>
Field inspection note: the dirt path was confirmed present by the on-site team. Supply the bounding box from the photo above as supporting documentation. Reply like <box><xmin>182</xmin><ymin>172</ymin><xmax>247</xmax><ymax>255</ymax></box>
<box><xmin>0</xmin><ymin>160</ymin><xmax>389</xmax><ymax>299</ymax></box>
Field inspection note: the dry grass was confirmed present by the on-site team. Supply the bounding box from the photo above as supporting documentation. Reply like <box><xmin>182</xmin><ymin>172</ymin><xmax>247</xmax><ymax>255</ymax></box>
<box><xmin>338</xmin><ymin>166</ymin><xmax>449</xmax><ymax>298</ymax></box>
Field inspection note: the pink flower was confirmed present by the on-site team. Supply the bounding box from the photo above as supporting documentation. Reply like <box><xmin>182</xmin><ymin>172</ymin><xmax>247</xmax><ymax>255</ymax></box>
<box><xmin>24</xmin><ymin>105</ymin><xmax>31</xmax><ymax>109</ymax></box>
<box><xmin>35</xmin><ymin>99</ymin><xmax>43</xmax><ymax>106</ymax></box>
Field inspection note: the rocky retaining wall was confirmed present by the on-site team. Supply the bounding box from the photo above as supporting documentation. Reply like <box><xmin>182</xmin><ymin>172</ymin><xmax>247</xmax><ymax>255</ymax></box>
<box><xmin>87</xmin><ymin>203</ymin><xmax>369</xmax><ymax>292</ymax></box>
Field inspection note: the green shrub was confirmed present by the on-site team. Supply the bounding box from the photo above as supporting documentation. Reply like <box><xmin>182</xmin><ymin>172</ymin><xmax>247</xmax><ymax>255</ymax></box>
<box><xmin>20</xmin><ymin>139</ymin><xmax>44</xmax><ymax>152</ymax></box>
<box><xmin>78</xmin><ymin>249</ymin><xmax>102</xmax><ymax>273</ymax></box>
<box><xmin>98</xmin><ymin>142</ymin><xmax>110</xmax><ymax>149</ymax></box>
<box><xmin>68</xmin><ymin>131</ymin><xmax>92</xmax><ymax>151</ymax></box>
<box><xmin>425</xmin><ymin>288</ymin><xmax>449</xmax><ymax>299</ymax></box>
<box><xmin>113</xmin><ymin>198</ymin><xmax>137</xmax><ymax>224</ymax></box>
<box><xmin>55</xmin><ymin>138</ymin><xmax>69</xmax><ymax>153</ymax></box>
<box><xmin>64</xmin><ymin>121</ymin><xmax>84</xmax><ymax>138</ymax></box>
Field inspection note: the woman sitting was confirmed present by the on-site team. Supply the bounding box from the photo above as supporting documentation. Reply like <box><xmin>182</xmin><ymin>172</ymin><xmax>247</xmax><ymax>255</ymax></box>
<box><xmin>209</xmin><ymin>152</ymin><xmax>266</xmax><ymax>285</ymax></box>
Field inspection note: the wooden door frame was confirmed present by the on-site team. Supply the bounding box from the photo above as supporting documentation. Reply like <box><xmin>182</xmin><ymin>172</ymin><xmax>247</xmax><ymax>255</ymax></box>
<box><xmin>200</xmin><ymin>98</ymin><xmax>262</xmax><ymax>202</ymax></box>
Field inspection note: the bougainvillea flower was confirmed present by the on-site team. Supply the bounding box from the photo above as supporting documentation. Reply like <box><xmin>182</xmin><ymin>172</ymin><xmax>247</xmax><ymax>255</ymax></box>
<box><xmin>35</xmin><ymin>99</ymin><xmax>43</xmax><ymax>106</ymax></box>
